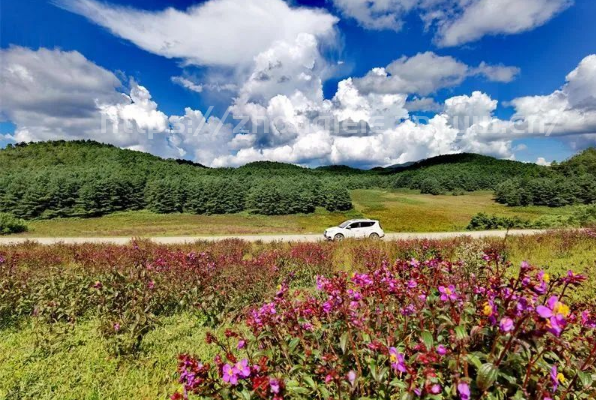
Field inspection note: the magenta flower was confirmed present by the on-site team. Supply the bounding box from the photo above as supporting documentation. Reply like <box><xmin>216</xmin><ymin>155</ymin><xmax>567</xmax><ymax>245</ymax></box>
<box><xmin>237</xmin><ymin>339</ymin><xmax>246</xmax><ymax>350</ymax></box>
<box><xmin>436</xmin><ymin>344</ymin><xmax>448</xmax><ymax>355</ymax></box>
<box><xmin>564</xmin><ymin>270</ymin><xmax>586</xmax><ymax>285</ymax></box>
<box><xmin>270</xmin><ymin>378</ymin><xmax>280</xmax><ymax>394</ymax></box>
<box><xmin>234</xmin><ymin>359</ymin><xmax>251</xmax><ymax>378</ymax></box>
<box><xmin>581</xmin><ymin>311</ymin><xmax>596</xmax><ymax>328</ymax></box>
<box><xmin>222</xmin><ymin>364</ymin><xmax>239</xmax><ymax>385</ymax></box>
<box><xmin>537</xmin><ymin>296</ymin><xmax>570</xmax><ymax>336</ymax></box>
<box><xmin>550</xmin><ymin>365</ymin><xmax>558</xmax><ymax>392</ymax></box>
<box><xmin>389</xmin><ymin>347</ymin><xmax>407</xmax><ymax>373</ymax></box>
<box><xmin>499</xmin><ymin>317</ymin><xmax>514</xmax><ymax>333</ymax></box>
<box><xmin>407</xmin><ymin>279</ymin><xmax>417</xmax><ymax>288</ymax></box>
<box><xmin>430</xmin><ymin>384</ymin><xmax>441</xmax><ymax>394</ymax></box>
<box><xmin>457</xmin><ymin>382</ymin><xmax>470</xmax><ymax>400</ymax></box>
<box><xmin>113</xmin><ymin>323</ymin><xmax>120</xmax><ymax>332</ymax></box>
<box><xmin>347</xmin><ymin>370</ymin><xmax>356</xmax><ymax>386</ymax></box>
<box><xmin>438</xmin><ymin>285</ymin><xmax>458</xmax><ymax>302</ymax></box>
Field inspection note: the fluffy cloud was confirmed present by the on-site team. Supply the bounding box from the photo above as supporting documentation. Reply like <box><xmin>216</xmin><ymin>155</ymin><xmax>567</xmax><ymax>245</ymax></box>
<box><xmin>4</xmin><ymin>43</ymin><xmax>596</xmax><ymax>169</ymax></box>
<box><xmin>0</xmin><ymin>47</ymin><xmax>175</xmax><ymax>156</ymax></box>
<box><xmin>331</xmin><ymin>0</ymin><xmax>418</xmax><ymax>31</ymax></box>
<box><xmin>56</xmin><ymin>0</ymin><xmax>338</xmax><ymax>67</ymax></box>
<box><xmin>331</xmin><ymin>0</ymin><xmax>571</xmax><ymax>46</ymax></box>
<box><xmin>435</xmin><ymin>0</ymin><xmax>572</xmax><ymax>47</ymax></box>
<box><xmin>536</xmin><ymin>157</ymin><xmax>552</xmax><ymax>166</ymax></box>
<box><xmin>353</xmin><ymin>52</ymin><xmax>519</xmax><ymax>96</ymax></box>
<box><xmin>510</xmin><ymin>55</ymin><xmax>596</xmax><ymax>138</ymax></box>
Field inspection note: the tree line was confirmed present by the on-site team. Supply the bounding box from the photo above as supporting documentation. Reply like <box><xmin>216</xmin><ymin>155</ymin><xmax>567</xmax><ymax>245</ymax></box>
<box><xmin>0</xmin><ymin>141</ymin><xmax>363</xmax><ymax>219</ymax></box>
<box><xmin>495</xmin><ymin>148</ymin><xmax>596</xmax><ymax>207</ymax></box>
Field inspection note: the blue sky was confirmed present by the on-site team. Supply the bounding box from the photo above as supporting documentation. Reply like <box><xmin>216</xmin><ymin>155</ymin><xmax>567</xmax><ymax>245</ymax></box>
<box><xmin>1</xmin><ymin>0</ymin><xmax>596</xmax><ymax>167</ymax></box>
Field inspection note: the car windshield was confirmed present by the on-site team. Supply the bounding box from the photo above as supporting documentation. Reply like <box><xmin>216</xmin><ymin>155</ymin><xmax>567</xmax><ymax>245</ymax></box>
<box><xmin>339</xmin><ymin>220</ymin><xmax>352</xmax><ymax>228</ymax></box>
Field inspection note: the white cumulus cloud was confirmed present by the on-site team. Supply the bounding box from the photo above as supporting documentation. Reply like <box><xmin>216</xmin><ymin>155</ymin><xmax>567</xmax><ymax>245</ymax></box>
<box><xmin>353</xmin><ymin>52</ymin><xmax>520</xmax><ymax>96</ymax></box>
<box><xmin>55</xmin><ymin>0</ymin><xmax>338</xmax><ymax>67</ymax></box>
<box><xmin>331</xmin><ymin>0</ymin><xmax>571</xmax><ymax>47</ymax></box>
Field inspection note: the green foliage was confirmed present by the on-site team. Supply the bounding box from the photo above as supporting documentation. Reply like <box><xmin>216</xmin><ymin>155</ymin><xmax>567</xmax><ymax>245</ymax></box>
<box><xmin>322</xmin><ymin>183</ymin><xmax>353</xmax><ymax>212</ymax></box>
<box><xmin>392</xmin><ymin>153</ymin><xmax>544</xmax><ymax>194</ymax></box>
<box><xmin>0</xmin><ymin>213</ymin><xmax>28</xmax><ymax>235</ymax></box>
<box><xmin>496</xmin><ymin>148</ymin><xmax>596</xmax><ymax>207</ymax></box>
<box><xmin>0</xmin><ymin>141</ymin><xmax>361</xmax><ymax>218</ymax></box>
<box><xmin>466</xmin><ymin>213</ymin><xmax>531</xmax><ymax>230</ymax></box>
<box><xmin>467</xmin><ymin>206</ymin><xmax>596</xmax><ymax>230</ymax></box>
<box><xmin>419</xmin><ymin>177</ymin><xmax>445</xmax><ymax>195</ymax></box>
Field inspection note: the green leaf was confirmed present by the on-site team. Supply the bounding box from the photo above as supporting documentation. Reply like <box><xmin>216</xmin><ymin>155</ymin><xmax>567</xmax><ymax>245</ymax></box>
<box><xmin>340</xmin><ymin>331</ymin><xmax>349</xmax><ymax>354</ymax></box>
<box><xmin>578</xmin><ymin>371</ymin><xmax>594</xmax><ymax>388</ymax></box>
<box><xmin>303</xmin><ymin>375</ymin><xmax>317</xmax><ymax>390</ymax></box>
<box><xmin>421</xmin><ymin>331</ymin><xmax>434</xmax><ymax>349</ymax></box>
<box><xmin>466</xmin><ymin>353</ymin><xmax>483</xmax><ymax>369</ymax></box>
<box><xmin>288</xmin><ymin>337</ymin><xmax>300</xmax><ymax>352</ymax></box>
<box><xmin>455</xmin><ymin>325</ymin><xmax>468</xmax><ymax>341</ymax></box>
<box><xmin>477</xmin><ymin>363</ymin><xmax>499</xmax><ymax>391</ymax></box>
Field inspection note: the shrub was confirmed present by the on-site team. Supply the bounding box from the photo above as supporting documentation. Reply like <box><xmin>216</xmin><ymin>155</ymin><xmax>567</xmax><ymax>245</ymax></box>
<box><xmin>420</xmin><ymin>177</ymin><xmax>445</xmax><ymax>195</ymax></box>
<box><xmin>173</xmin><ymin>254</ymin><xmax>596</xmax><ymax>399</ymax></box>
<box><xmin>0</xmin><ymin>212</ymin><xmax>28</xmax><ymax>235</ymax></box>
<box><xmin>466</xmin><ymin>213</ymin><xmax>530</xmax><ymax>231</ymax></box>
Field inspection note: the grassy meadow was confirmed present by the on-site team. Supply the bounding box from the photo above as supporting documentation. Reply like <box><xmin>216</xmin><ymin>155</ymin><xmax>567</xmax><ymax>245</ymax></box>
<box><xmin>15</xmin><ymin>189</ymin><xmax>578</xmax><ymax>237</ymax></box>
<box><xmin>1</xmin><ymin>231</ymin><xmax>595</xmax><ymax>399</ymax></box>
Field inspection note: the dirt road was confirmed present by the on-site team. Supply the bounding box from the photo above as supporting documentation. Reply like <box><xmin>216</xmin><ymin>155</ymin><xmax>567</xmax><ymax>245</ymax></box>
<box><xmin>0</xmin><ymin>229</ymin><xmax>552</xmax><ymax>245</ymax></box>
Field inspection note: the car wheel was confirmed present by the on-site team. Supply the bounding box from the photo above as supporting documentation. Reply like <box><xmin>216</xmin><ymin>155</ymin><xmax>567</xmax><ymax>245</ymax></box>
<box><xmin>369</xmin><ymin>233</ymin><xmax>380</xmax><ymax>240</ymax></box>
<box><xmin>334</xmin><ymin>233</ymin><xmax>344</xmax><ymax>242</ymax></box>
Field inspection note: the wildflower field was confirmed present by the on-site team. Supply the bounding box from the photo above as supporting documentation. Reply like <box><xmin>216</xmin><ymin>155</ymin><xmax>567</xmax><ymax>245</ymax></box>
<box><xmin>1</xmin><ymin>231</ymin><xmax>596</xmax><ymax>399</ymax></box>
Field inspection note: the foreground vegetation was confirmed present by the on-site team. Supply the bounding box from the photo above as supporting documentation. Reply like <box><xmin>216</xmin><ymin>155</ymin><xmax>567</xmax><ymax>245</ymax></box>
<box><xmin>1</xmin><ymin>231</ymin><xmax>595</xmax><ymax>399</ymax></box>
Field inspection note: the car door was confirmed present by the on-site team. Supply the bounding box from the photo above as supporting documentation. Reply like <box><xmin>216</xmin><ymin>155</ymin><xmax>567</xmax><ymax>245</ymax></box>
<box><xmin>347</xmin><ymin>222</ymin><xmax>361</xmax><ymax>238</ymax></box>
<box><xmin>360</xmin><ymin>221</ymin><xmax>374</xmax><ymax>237</ymax></box>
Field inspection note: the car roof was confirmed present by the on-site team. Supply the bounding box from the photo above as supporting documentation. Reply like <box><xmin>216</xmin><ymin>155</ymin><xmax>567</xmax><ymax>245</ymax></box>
<box><xmin>346</xmin><ymin>219</ymin><xmax>378</xmax><ymax>223</ymax></box>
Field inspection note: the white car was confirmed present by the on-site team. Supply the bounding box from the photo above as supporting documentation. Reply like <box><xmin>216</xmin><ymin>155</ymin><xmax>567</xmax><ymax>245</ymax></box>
<box><xmin>324</xmin><ymin>219</ymin><xmax>385</xmax><ymax>241</ymax></box>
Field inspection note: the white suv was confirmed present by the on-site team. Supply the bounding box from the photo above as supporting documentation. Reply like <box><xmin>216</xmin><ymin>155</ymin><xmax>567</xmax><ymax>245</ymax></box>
<box><xmin>324</xmin><ymin>219</ymin><xmax>385</xmax><ymax>241</ymax></box>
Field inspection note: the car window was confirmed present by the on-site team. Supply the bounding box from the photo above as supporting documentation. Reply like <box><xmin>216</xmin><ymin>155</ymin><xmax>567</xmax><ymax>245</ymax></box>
<box><xmin>339</xmin><ymin>220</ymin><xmax>351</xmax><ymax>228</ymax></box>
<box><xmin>361</xmin><ymin>222</ymin><xmax>374</xmax><ymax>228</ymax></box>
<box><xmin>349</xmin><ymin>222</ymin><xmax>361</xmax><ymax>229</ymax></box>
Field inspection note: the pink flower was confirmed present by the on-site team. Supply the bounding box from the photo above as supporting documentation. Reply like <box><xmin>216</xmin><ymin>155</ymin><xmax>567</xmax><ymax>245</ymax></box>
<box><xmin>436</xmin><ymin>344</ymin><xmax>448</xmax><ymax>355</ymax></box>
<box><xmin>235</xmin><ymin>359</ymin><xmax>251</xmax><ymax>378</ymax></box>
<box><xmin>389</xmin><ymin>347</ymin><xmax>407</xmax><ymax>373</ymax></box>
<box><xmin>237</xmin><ymin>339</ymin><xmax>246</xmax><ymax>350</ymax></box>
<box><xmin>438</xmin><ymin>285</ymin><xmax>458</xmax><ymax>302</ymax></box>
<box><xmin>457</xmin><ymin>382</ymin><xmax>470</xmax><ymax>400</ymax></box>
<box><xmin>222</xmin><ymin>364</ymin><xmax>239</xmax><ymax>385</ymax></box>
<box><xmin>499</xmin><ymin>317</ymin><xmax>514</xmax><ymax>333</ymax></box>
<box><xmin>270</xmin><ymin>378</ymin><xmax>280</xmax><ymax>394</ymax></box>
<box><xmin>430</xmin><ymin>384</ymin><xmax>441</xmax><ymax>394</ymax></box>
<box><xmin>113</xmin><ymin>323</ymin><xmax>120</xmax><ymax>332</ymax></box>
<box><xmin>537</xmin><ymin>296</ymin><xmax>570</xmax><ymax>336</ymax></box>
<box><xmin>347</xmin><ymin>370</ymin><xmax>356</xmax><ymax>386</ymax></box>
<box><xmin>550</xmin><ymin>365</ymin><xmax>558</xmax><ymax>392</ymax></box>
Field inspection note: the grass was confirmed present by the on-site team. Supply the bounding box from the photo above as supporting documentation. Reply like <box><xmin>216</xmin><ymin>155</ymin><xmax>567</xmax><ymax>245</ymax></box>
<box><xmin>14</xmin><ymin>189</ymin><xmax>578</xmax><ymax>237</ymax></box>
<box><xmin>1</xmin><ymin>232</ymin><xmax>595</xmax><ymax>399</ymax></box>
<box><xmin>0</xmin><ymin>314</ymin><xmax>214</xmax><ymax>400</ymax></box>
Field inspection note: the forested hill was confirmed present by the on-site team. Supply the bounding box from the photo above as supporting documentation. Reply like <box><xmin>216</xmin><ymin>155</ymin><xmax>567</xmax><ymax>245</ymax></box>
<box><xmin>389</xmin><ymin>153</ymin><xmax>545</xmax><ymax>194</ymax></box>
<box><xmin>495</xmin><ymin>148</ymin><xmax>596</xmax><ymax>207</ymax></box>
<box><xmin>0</xmin><ymin>140</ymin><xmax>579</xmax><ymax>219</ymax></box>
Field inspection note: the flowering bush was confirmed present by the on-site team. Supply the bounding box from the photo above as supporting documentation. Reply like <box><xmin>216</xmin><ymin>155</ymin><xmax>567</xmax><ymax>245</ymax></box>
<box><xmin>173</xmin><ymin>253</ymin><xmax>596</xmax><ymax>399</ymax></box>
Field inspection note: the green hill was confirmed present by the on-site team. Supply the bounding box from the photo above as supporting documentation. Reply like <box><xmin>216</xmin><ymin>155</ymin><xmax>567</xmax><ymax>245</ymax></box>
<box><xmin>0</xmin><ymin>140</ymin><xmax>590</xmax><ymax>219</ymax></box>
<box><xmin>0</xmin><ymin>141</ymin><xmax>356</xmax><ymax>219</ymax></box>
<box><xmin>495</xmin><ymin>148</ymin><xmax>596</xmax><ymax>207</ymax></box>
<box><xmin>389</xmin><ymin>153</ymin><xmax>545</xmax><ymax>194</ymax></box>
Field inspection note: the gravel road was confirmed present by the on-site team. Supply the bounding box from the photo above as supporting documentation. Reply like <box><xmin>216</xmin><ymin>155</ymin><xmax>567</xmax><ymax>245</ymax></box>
<box><xmin>0</xmin><ymin>229</ymin><xmax>552</xmax><ymax>245</ymax></box>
